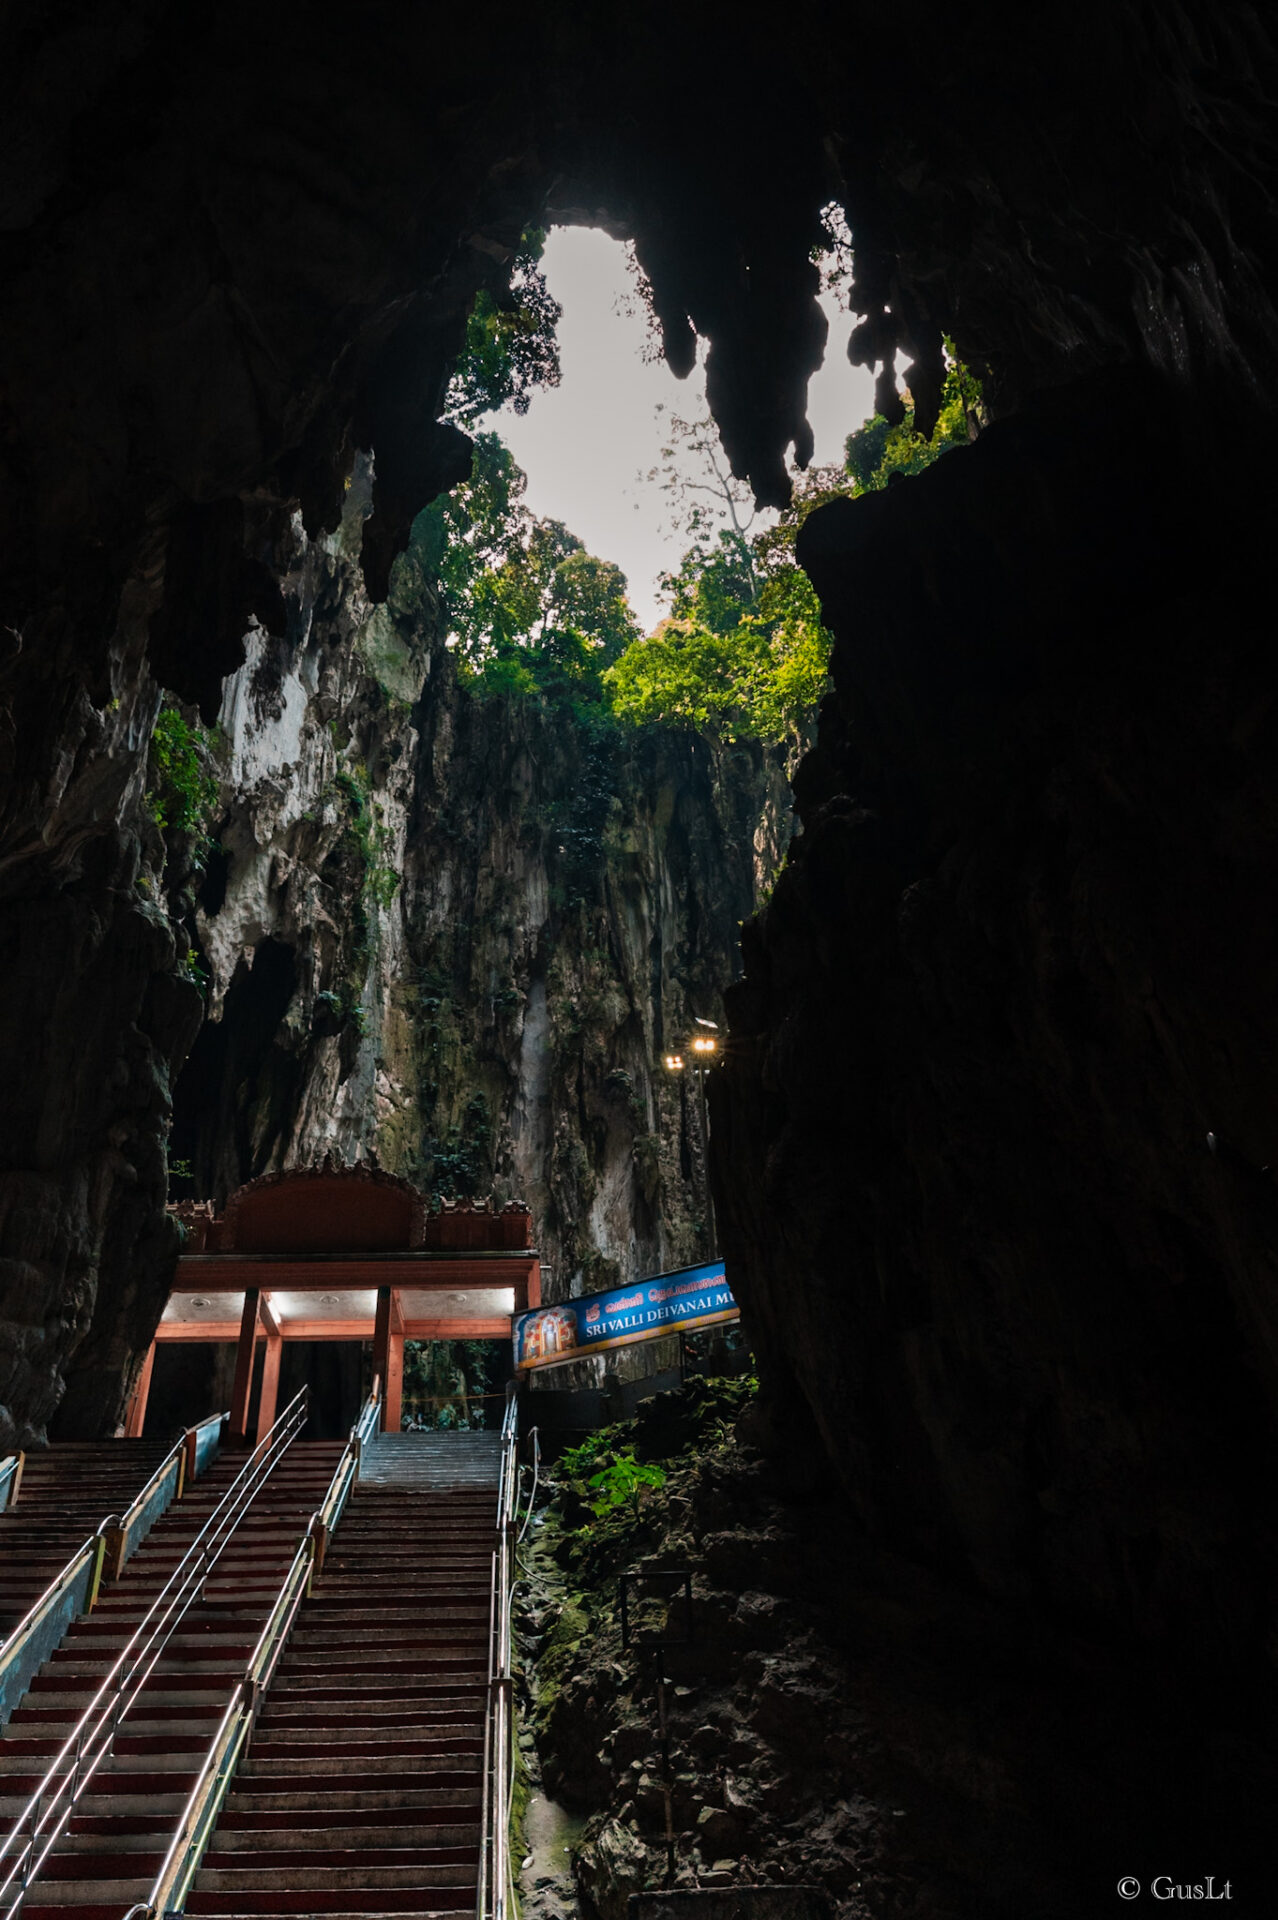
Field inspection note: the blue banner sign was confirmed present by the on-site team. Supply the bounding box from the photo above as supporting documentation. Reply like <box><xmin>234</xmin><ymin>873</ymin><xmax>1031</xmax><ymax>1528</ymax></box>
<box><xmin>514</xmin><ymin>1260</ymin><xmax>738</xmax><ymax>1371</ymax></box>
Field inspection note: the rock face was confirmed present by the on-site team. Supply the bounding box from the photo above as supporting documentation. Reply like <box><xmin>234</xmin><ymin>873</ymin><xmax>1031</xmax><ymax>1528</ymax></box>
<box><xmin>717</xmin><ymin>373</ymin><xmax>1278</xmax><ymax>1673</ymax></box>
<box><xmin>0</xmin><ymin>563</ymin><xmax>206</xmax><ymax>1443</ymax></box>
<box><xmin>169</xmin><ymin>478</ymin><xmax>787</xmax><ymax>1302</ymax></box>
<box><xmin>525</xmin><ymin>1381</ymin><xmax>1275</xmax><ymax>1917</ymax></box>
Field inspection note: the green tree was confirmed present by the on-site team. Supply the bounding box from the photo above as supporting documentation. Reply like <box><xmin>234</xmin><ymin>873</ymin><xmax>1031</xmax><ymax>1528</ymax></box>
<box><xmin>445</xmin><ymin>230</ymin><xmax>562</xmax><ymax>423</ymax></box>
<box><xmin>606</xmin><ymin>466</ymin><xmax>842</xmax><ymax>744</ymax></box>
<box><xmin>545</xmin><ymin>551</ymin><xmax>640</xmax><ymax>665</ymax></box>
<box><xmin>410</xmin><ymin>434</ymin><xmax>641</xmax><ymax>708</ymax></box>
<box><xmin>607</xmin><ymin>350</ymin><xmax>983</xmax><ymax>745</ymax></box>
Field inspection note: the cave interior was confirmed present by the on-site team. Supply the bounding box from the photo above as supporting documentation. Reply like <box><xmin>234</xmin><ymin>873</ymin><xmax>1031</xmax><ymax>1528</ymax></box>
<box><xmin>2</xmin><ymin>1</ymin><xmax>1278</xmax><ymax>1911</ymax></box>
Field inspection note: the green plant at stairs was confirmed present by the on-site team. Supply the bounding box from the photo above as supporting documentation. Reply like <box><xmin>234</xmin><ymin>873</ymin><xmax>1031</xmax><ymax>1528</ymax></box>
<box><xmin>585</xmin><ymin>1451</ymin><xmax>667</xmax><ymax>1518</ymax></box>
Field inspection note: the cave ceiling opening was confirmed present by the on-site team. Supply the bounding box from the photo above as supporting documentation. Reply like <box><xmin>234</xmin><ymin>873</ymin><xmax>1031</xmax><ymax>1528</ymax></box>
<box><xmin>449</xmin><ymin>218</ymin><xmax>879</xmax><ymax>636</ymax></box>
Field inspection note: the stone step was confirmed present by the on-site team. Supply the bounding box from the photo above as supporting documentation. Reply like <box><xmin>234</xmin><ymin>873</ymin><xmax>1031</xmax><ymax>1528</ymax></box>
<box><xmin>209</xmin><ymin>1822</ymin><xmax>478</xmax><ymax>1853</ymax></box>
<box><xmin>246</xmin><ymin>1737</ymin><xmax>484</xmax><ymax>1761</ymax></box>
<box><xmin>193</xmin><ymin>1861</ymin><xmax>476</xmax><ymax>1891</ymax></box>
<box><xmin>218</xmin><ymin>1791</ymin><xmax>480</xmax><ymax>1819</ymax></box>
<box><xmin>238</xmin><ymin>1757</ymin><xmax>481</xmax><ymax>1783</ymax></box>
<box><xmin>184</xmin><ymin>1902</ymin><xmax>474</xmax><ymax>1918</ymax></box>
<box><xmin>269</xmin><ymin>1690</ymin><xmax>486</xmax><ymax>1711</ymax></box>
<box><xmin>247</xmin><ymin>1725</ymin><xmax>482</xmax><ymax>1748</ymax></box>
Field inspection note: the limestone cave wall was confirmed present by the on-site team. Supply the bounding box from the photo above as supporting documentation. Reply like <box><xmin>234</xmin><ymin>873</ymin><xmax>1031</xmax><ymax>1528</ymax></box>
<box><xmin>168</xmin><ymin>481</ymin><xmax>785</xmax><ymax>1301</ymax></box>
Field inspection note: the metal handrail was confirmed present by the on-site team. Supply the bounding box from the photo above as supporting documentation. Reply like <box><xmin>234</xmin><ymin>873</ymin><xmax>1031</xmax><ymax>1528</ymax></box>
<box><xmin>129</xmin><ymin>1384</ymin><xmax>383</xmax><ymax>1919</ymax></box>
<box><xmin>477</xmin><ymin>1385</ymin><xmax>521</xmax><ymax>1920</ymax></box>
<box><xmin>2</xmin><ymin>1412</ymin><xmax>224</xmax><ymax>1728</ymax></box>
<box><xmin>118</xmin><ymin>1433</ymin><xmax>187</xmax><ymax>1532</ymax></box>
<box><xmin>100</xmin><ymin>1427</ymin><xmax>188</xmax><ymax>1584</ymax></box>
<box><xmin>0</xmin><ymin>1387</ymin><xmax>309</xmax><ymax>1918</ymax></box>
<box><xmin>0</xmin><ymin>1455</ymin><xmax>22</xmax><ymax>1513</ymax></box>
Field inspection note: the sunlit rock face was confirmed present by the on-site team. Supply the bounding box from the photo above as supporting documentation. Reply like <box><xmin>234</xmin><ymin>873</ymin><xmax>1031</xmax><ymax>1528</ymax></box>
<box><xmin>165</xmin><ymin>483</ymin><xmax>785</xmax><ymax>1302</ymax></box>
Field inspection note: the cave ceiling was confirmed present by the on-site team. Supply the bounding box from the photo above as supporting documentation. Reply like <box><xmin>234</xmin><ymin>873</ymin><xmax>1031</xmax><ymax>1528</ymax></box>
<box><xmin>2</xmin><ymin>0</ymin><xmax>1273</xmax><ymax>662</ymax></box>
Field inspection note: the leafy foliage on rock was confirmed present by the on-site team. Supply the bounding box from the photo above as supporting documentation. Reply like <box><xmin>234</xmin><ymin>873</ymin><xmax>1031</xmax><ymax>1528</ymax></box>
<box><xmin>517</xmin><ymin>1373</ymin><xmax>891</xmax><ymax>1914</ymax></box>
<box><xmin>147</xmin><ymin>705</ymin><xmax>219</xmax><ymax>847</ymax></box>
<box><xmin>606</xmin><ymin>352</ymin><xmax>982</xmax><ymax>745</ymax></box>
<box><xmin>844</xmin><ymin>346</ymin><xmax>983</xmax><ymax>490</ymax></box>
<box><xmin>332</xmin><ymin>760</ymin><xmax>400</xmax><ymax>911</ymax></box>
<box><xmin>604</xmin><ymin>524</ymin><xmax>831</xmax><ymax>745</ymax></box>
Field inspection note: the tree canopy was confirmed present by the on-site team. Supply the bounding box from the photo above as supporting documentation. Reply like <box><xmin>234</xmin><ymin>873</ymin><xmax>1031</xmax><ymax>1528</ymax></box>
<box><xmin>415</xmin><ymin>252</ymin><xmax>982</xmax><ymax>748</ymax></box>
<box><xmin>407</xmin><ymin>432</ymin><xmax>639</xmax><ymax>709</ymax></box>
<box><xmin>445</xmin><ymin>230</ymin><xmax>562</xmax><ymax>423</ymax></box>
<box><xmin>604</xmin><ymin>521</ymin><xmax>829</xmax><ymax>744</ymax></box>
<box><xmin>605</xmin><ymin>353</ymin><xmax>982</xmax><ymax>744</ymax></box>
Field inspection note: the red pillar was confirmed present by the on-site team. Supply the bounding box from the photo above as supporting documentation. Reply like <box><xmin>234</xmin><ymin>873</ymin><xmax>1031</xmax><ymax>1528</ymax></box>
<box><xmin>257</xmin><ymin>1331</ymin><xmax>283</xmax><ymax>1438</ymax></box>
<box><xmin>385</xmin><ymin>1289</ymin><xmax>404</xmax><ymax>1435</ymax></box>
<box><xmin>373</xmin><ymin>1286</ymin><xmax>393</xmax><ymax>1433</ymax></box>
<box><xmin>124</xmin><ymin>1342</ymin><xmax>156</xmax><ymax>1439</ymax></box>
<box><xmin>229</xmin><ymin>1288</ymin><xmax>260</xmax><ymax>1442</ymax></box>
<box><xmin>525</xmin><ymin>1257</ymin><xmax>542</xmax><ymax>1310</ymax></box>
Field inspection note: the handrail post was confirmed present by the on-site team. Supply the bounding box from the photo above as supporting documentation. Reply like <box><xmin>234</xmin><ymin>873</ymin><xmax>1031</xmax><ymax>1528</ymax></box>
<box><xmin>87</xmin><ymin>1526</ymin><xmax>110</xmax><ymax>1611</ymax></box>
<box><xmin>307</xmin><ymin>1515</ymin><xmax>327</xmax><ymax>1586</ymax></box>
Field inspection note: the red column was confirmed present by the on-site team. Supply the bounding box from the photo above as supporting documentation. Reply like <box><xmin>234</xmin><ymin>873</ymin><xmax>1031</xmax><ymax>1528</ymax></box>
<box><xmin>257</xmin><ymin>1331</ymin><xmax>283</xmax><ymax>1438</ymax></box>
<box><xmin>229</xmin><ymin>1288</ymin><xmax>260</xmax><ymax>1442</ymax></box>
<box><xmin>124</xmin><ymin>1342</ymin><xmax>156</xmax><ymax>1439</ymax></box>
<box><xmin>373</xmin><ymin>1286</ymin><xmax>393</xmax><ymax>1433</ymax></box>
<box><xmin>525</xmin><ymin>1257</ymin><xmax>542</xmax><ymax>1309</ymax></box>
<box><xmin>384</xmin><ymin>1289</ymin><xmax>404</xmax><ymax>1435</ymax></box>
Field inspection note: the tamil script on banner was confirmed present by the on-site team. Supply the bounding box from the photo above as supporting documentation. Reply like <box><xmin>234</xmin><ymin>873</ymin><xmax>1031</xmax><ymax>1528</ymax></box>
<box><xmin>513</xmin><ymin>1259</ymin><xmax>738</xmax><ymax>1371</ymax></box>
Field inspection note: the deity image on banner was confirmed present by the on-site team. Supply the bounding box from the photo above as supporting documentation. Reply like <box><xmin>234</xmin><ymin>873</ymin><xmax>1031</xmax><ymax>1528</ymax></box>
<box><xmin>520</xmin><ymin>1306</ymin><xmax>578</xmax><ymax>1364</ymax></box>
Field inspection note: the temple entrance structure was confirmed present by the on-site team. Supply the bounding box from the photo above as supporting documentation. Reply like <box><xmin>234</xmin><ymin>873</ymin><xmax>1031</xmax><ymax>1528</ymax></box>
<box><xmin>128</xmin><ymin>1164</ymin><xmax>540</xmax><ymax>1440</ymax></box>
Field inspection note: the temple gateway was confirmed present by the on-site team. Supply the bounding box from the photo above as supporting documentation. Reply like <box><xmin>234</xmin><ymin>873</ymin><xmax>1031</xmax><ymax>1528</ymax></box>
<box><xmin>128</xmin><ymin>1163</ymin><xmax>541</xmax><ymax>1440</ymax></box>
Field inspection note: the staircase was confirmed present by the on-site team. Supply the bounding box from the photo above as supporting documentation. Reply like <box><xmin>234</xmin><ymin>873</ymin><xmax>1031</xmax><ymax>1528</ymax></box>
<box><xmin>185</xmin><ymin>1430</ymin><xmax>499</xmax><ymax>1919</ymax></box>
<box><xmin>0</xmin><ymin>1444</ymin><xmax>176</xmax><ymax>1645</ymax></box>
<box><xmin>0</xmin><ymin>1440</ymin><xmax>343</xmax><ymax>1918</ymax></box>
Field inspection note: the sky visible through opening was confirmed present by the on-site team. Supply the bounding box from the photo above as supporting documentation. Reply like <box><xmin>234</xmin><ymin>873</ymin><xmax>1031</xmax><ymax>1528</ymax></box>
<box><xmin>473</xmin><ymin>226</ymin><xmax>878</xmax><ymax>634</ymax></box>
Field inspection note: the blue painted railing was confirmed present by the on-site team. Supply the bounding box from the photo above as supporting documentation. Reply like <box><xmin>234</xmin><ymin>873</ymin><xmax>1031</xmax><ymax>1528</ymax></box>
<box><xmin>0</xmin><ymin>1522</ymin><xmax>111</xmax><ymax>1730</ymax></box>
<box><xmin>0</xmin><ymin>1390</ymin><xmax>306</xmax><ymax>1917</ymax></box>
<box><xmin>0</xmin><ymin>1457</ymin><xmax>21</xmax><ymax>1515</ymax></box>
<box><xmin>0</xmin><ymin>1410</ymin><xmax>228</xmax><ymax>1731</ymax></box>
